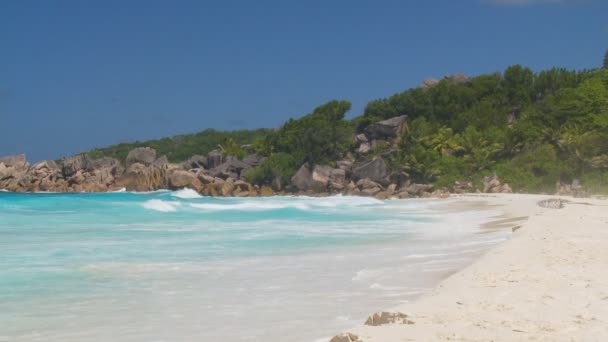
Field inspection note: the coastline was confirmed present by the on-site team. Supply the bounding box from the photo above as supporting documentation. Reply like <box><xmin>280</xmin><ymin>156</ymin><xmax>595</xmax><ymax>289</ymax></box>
<box><xmin>1</xmin><ymin>192</ymin><xmax>516</xmax><ymax>342</ymax></box>
<box><xmin>331</xmin><ymin>193</ymin><xmax>608</xmax><ymax>341</ymax></box>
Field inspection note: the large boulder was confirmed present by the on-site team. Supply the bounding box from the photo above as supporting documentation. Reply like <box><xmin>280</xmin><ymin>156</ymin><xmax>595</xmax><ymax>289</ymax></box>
<box><xmin>367</xmin><ymin>115</ymin><xmax>407</xmax><ymax>139</ymax></box>
<box><xmin>30</xmin><ymin>161</ymin><xmax>60</xmax><ymax>184</ymax></box>
<box><xmin>168</xmin><ymin>169</ymin><xmax>202</xmax><ymax>190</ymax></box>
<box><xmin>114</xmin><ymin>163</ymin><xmax>167</xmax><ymax>191</ymax></box>
<box><xmin>181</xmin><ymin>155</ymin><xmax>207</xmax><ymax>170</ymax></box>
<box><xmin>87</xmin><ymin>157</ymin><xmax>121</xmax><ymax>172</ymax></box>
<box><xmin>61</xmin><ymin>154</ymin><xmax>90</xmax><ymax>177</ymax></box>
<box><xmin>84</xmin><ymin>157</ymin><xmax>124</xmax><ymax>186</ymax></box>
<box><xmin>290</xmin><ymin>164</ymin><xmax>344</xmax><ymax>192</ymax></box>
<box><xmin>209</xmin><ymin>156</ymin><xmax>249</xmax><ymax>180</ymax></box>
<box><xmin>404</xmin><ymin>183</ymin><xmax>434</xmax><ymax>197</ymax></box>
<box><xmin>259</xmin><ymin>185</ymin><xmax>274</xmax><ymax>196</ymax></box>
<box><xmin>0</xmin><ymin>163</ymin><xmax>22</xmax><ymax>181</ymax></box>
<box><xmin>126</xmin><ymin>147</ymin><xmax>157</xmax><ymax>167</ymax></box>
<box><xmin>221</xmin><ymin>177</ymin><xmax>235</xmax><ymax>196</ymax></box>
<box><xmin>329</xmin><ymin>168</ymin><xmax>346</xmax><ymax>190</ymax></box>
<box><xmin>311</xmin><ymin>165</ymin><xmax>332</xmax><ymax>192</ymax></box>
<box><xmin>197</xmin><ymin>171</ymin><xmax>215</xmax><ymax>185</ymax></box>
<box><xmin>356</xmin><ymin>178</ymin><xmax>383</xmax><ymax>197</ymax></box>
<box><xmin>0</xmin><ymin>154</ymin><xmax>27</xmax><ymax>168</ymax></box>
<box><xmin>0</xmin><ymin>163</ymin><xmax>30</xmax><ymax>192</ymax></box>
<box><xmin>152</xmin><ymin>155</ymin><xmax>169</xmax><ymax>167</ymax></box>
<box><xmin>33</xmin><ymin>160</ymin><xmax>58</xmax><ymax>171</ymax></box>
<box><xmin>291</xmin><ymin>163</ymin><xmax>313</xmax><ymax>191</ymax></box>
<box><xmin>352</xmin><ymin>157</ymin><xmax>389</xmax><ymax>184</ymax></box>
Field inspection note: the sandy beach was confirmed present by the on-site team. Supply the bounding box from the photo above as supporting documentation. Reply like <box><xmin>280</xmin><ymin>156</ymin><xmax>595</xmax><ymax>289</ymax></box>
<box><xmin>334</xmin><ymin>194</ymin><xmax>608</xmax><ymax>341</ymax></box>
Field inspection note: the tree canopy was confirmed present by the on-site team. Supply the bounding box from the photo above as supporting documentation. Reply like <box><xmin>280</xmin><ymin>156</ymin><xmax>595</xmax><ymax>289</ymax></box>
<box><xmin>81</xmin><ymin>55</ymin><xmax>608</xmax><ymax>194</ymax></box>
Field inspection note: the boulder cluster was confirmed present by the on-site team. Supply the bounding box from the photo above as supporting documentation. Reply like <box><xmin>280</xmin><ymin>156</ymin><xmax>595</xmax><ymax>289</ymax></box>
<box><xmin>355</xmin><ymin>115</ymin><xmax>407</xmax><ymax>155</ymax></box>
<box><xmin>0</xmin><ymin>114</ymin><xmax>516</xmax><ymax>198</ymax></box>
<box><xmin>289</xmin><ymin>157</ymin><xmax>448</xmax><ymax>199</ymax></box>
<box><xmin>0</xmin><ymin>148</ymin><xmax>515</xmax><ymax>199</ymax></box>
<box><xmin>0</xmin><ymin>149</ymin><xmax>445</xmax><ymax>198</ymax></box>
<box><xmin>0</xmin><ymin>149</ymin><xmax>271</xmax><ymax>196</ymax></box>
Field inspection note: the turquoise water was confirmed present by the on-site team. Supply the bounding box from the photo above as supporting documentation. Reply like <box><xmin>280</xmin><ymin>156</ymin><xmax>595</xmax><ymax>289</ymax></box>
<box><xmin>0</xmin><ymin>190</ymin><xmax>507</xmax><ymax>342</ymax></box>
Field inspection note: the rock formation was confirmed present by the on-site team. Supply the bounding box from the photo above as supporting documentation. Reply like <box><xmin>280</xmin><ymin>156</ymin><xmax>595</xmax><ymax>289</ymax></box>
<box><xmin>352</xmin><ymin>157</ymin><xmax>389</xmax><ymax>185</ymax></box>
<box><xmin>181</xmin><ymin>155</ymin><xmax>207</xmax><ymax>170</ymax></box>
<box><xmin>0</xmin><ymin>132</ymin><xmax>523</xmax><ymax>200</ymax></box>
<box><xmin>364</xmin><ymin>311</ymin><xmax>414</xmax><ymax>326</ymax></box>
<box><xmin>367</xmin><ymin>115</ymin><xmax>407</xmax><ymax>139</ymax></box>
<box><xmin>114</xmin><ymin>163</ymin><xmax>167</xmax><ymax>192</ymax></box>
<box><xmin>0</xmin><ymin>154</ymin><xmax>27</xmax><ymax>168</ymax></box>
<box><xmin>126</xmin><ymin>147</ymin><xmax>156</xmax><ymax>167</ymax></box>
<box><xmin>482</xmin><ymin>174</ymin><xmax>513</xmax><ymax>194</ymax></box>
<box><xmin>329</xmin><ymin>332</ymin><xmax>361</xmax><ymax>342</ymax></box>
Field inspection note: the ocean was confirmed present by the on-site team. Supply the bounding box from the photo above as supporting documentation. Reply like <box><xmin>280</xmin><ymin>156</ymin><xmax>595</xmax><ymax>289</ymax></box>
<box><xmin>0</xmin><ymin>190</ymin><xmax>507</xmax><ymax>341</ymax></box>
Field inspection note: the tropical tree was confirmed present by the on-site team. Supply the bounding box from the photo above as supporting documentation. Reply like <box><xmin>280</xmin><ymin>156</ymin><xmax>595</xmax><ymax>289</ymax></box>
<box><xmin>261</xmin><ymin>100</ymin><xmax>353</xmax><ymax>166</ymax></box>
<box><xmin>502</xmin><ymin>64</ymin><xmax>535</xmax><ymax>106</ymax></box>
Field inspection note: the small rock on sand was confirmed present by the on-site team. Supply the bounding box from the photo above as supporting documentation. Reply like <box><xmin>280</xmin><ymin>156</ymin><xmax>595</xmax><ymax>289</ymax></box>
<box><xmin>329</xmin><ymin>332</ymin><xmax>361</xmax><ymax>342</ymax></box>
<box><xmin>364</xmin><ymin>311</ymin><xmax>414</xmax><ymax>326</ymax></box>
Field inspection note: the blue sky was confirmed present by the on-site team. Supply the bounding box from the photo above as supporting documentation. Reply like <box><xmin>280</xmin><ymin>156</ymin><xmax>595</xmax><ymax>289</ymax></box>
<box><xmin>1</xmin><ymin>0</ymin><xmax>607</xmax><ymax>162</ymax></box>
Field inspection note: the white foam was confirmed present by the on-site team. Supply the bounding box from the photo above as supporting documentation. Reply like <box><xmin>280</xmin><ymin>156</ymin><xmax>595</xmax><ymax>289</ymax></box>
<box><xmin>171</xmin><ymin>188</ymin><xmax>202</xmax><ymax>199</ymax></box>
<box><xmin>142</xmin><ymin>199</ymin><xmax>180</xmax><ymax>212</ymax></box>
<box><xmin>111</xmin><ymin>188</ymin><xmax>126</xmax><ymax>193</ymax></box>
<box><xmin>352</xmin><ymin>269</ymin><xmax>383</xmax><ymax>281</ymax></box>
<box><xmin>188</xmin><ymin>195</ymin><xmax>385</xmax><ymax>212</ymax></box>
<box><xmin>130</xmin><ymin>189</ymin><xmax>172</xmax><ymax>195</ymax></box>
<box><xmin>189</xmin><ymin>202</ymin><xmax>311</xmax><ymax>211</ymax></box>
<box><xmin>404</xmin><ymin>252</ymin><xmax>452</xmax><ymax>259</ymax></box>
<box><xmin>370</xmin><ymin>283</ymin><xmax>398</xmax><ymax>290</ymax></box>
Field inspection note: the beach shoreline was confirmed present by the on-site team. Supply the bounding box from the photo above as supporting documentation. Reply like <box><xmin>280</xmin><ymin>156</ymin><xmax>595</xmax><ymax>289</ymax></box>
<box><xmin>331</xmin><ymin>193</ymin><xmax>608</xmax><ymax>342</ymax></box>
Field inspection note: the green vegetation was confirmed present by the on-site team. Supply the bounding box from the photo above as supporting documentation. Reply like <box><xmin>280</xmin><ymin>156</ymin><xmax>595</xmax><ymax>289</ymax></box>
<box><xmin>254</xmin><ymin>100</ymin><xmax>354</xmax><ymax>166</ymax></box>
<box><xmin>243</xmin><ymin>100</ymin><xmax>354</xmax><ymax>185</ymax></box>
<box><xmin>83</xmin><ymin>54</ymin><xmax>608</xmax><ymax>194</ymax></box>
<box><xmin>367</xmin><ymin>66</ymin><xmax>608</xmax><ymax>193</ymax></box>
<box><xmin>245</xmin><ymin>152</ymin><xmax>297</xmax><ymax>185</ymax></box>
<box><xmin>86</xmin><ymin>128</ymin><xmax>271</xmax><ymax>163</ymax></box>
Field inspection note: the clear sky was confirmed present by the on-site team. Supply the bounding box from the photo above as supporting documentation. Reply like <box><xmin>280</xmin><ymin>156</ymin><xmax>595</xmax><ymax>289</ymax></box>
<box><xmin>1</xmin><ymin>0</ymin><xmax>607</xmax><ymax>162</ymax></box>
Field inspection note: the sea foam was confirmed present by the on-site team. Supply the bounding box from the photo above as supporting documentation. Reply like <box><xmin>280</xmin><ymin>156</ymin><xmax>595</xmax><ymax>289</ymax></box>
<box><xmin>0</xmin><ymin>192</ymin><xmax>512</xmax><ymax>342</ymax></box>
<box><xmin>142</xmin><ymin>199</ymin><xmax>180</xmax><ymax>212</ymax></box>
<box><xmin>171</xmin><ymin>188</ymin><xmax>203</xmax><ymax>199</ymax></box>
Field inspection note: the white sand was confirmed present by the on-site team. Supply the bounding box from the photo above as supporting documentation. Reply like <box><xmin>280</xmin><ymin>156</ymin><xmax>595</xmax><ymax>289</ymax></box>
<box><xmin>338</xmin><ymin>194</ymin><xmax>608</xmax><ymax>341</ymax></box>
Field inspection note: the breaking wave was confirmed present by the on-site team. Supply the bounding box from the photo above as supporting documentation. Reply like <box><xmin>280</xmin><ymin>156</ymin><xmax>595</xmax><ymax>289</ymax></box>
<box><xmin>142</xmin><ymin>199</ymin><xmax>180</xmax><ymax>212</ymax></box>
<box><xmin>171</xmin><ymin>188</ymin><xmax>203</xmax><ymax>199</ymax></box>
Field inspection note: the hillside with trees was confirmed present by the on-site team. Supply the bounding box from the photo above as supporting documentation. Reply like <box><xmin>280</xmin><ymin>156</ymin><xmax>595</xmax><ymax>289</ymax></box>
<box><xmin>81</xmin><ymin>60</ymin><xmax>608</xmax><ymax>195</ymax></box>
<box><xmin>86</xmin><ymin>128</ymin><xmax>271</xmax><ymax>164</ymax></box>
